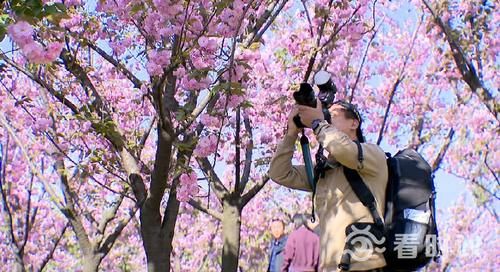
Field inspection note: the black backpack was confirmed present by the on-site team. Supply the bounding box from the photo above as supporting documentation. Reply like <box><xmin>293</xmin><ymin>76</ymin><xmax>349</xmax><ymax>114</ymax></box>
<box><xmin>341</xmin><ymin>145</ymin><xmax>441</xmax><ymax>271</ymax></box>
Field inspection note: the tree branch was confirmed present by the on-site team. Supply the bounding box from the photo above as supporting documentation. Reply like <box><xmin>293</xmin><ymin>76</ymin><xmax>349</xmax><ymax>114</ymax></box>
<box><xmin>147</xmin><ymin>122</ymin><xmax>174</xmax><ymax>213</ymax></box>
<box><xmin>319</xmin><ymin>5</ymin><xmax>362</xmax><ymax>52</ymax></box>
<box><xmin>409</xmin><ymin>116</ymin><xmax>425</xmax><ymax>150</ymax></box>
<box><xmin>176</xmin><ymin>67</ymin><xmax>227</xmax><ymax>137</ymax></box>
<box><xmin>376</xmin><ymin>15</ymin><xmax>423</xmax><ymax>145</ymax></box>
<box><xmin>38</xmin><ymin>222</ymin><xmax>69</xmax><ymax>272</ymax></box>
<box><xmin>350</xmin><ymin>19</ymin><xmax>384</xmax><ymax>102</ymax></box>
<box><xmin>303</xmin><ymin>0</ymin><xmax>334</xmax><ymax>82</ymax></box>
<box><xmin>97</xmin><ymin>190</ymin><xmax>127</xmax><ymax>238</ymax></box>
<box><xmin>422</xmin><ymin>0</ymin><xmax>497</xmax><ymax>120</ymax></box>
<box><xmin>84</xmin><ymin>39</ymin><xmax>143</xmax><ymax>89</ymax></box>
<box><xmin>0</xmin><ymin>53</ymin><xmax>80</xmax><ymax>114</ymax></box>
<box><xmin>301</xmin><ymin>0</ymin><xmax>314</xmax><ymax>38</ymax></box>
<box><xmin>99</xmin><ymin>205</ymin><xmax>139</xmax><ymax>255</ymax></box>
<box><xmin>4</xmin><ymin>49</ymin><xmax>142</xmax><ymax>185</ymax></box>
<box><xmin>0</xmin><ymin>113</ymin><xmax>65</xmax><ymax>210</ymax></box>
<box><xmin>238</xmin><ymin>114</ymin><xmax>253</xmax><ymax>194</ymax></box>
<box><xmin>197</xmin><ymin>157</ymin><xmax>229</xmax><ymax>201</ymax></box>
<box><xmin>54</xmin><ymin>47</ymin><xmax>145</xmax><ymax>204</ymax></box>
<box><xmin>59</xmin><ymin>47</ymin><xmax>108</xmax><ymax>117</ymax></box>
<box><xmin>241</xmin><ymin>175</ymin><xmax>270</xmax><ymax>207</ymax></box>
<box><xmin>235</xmin><ymin>106</ymin><xmax>242</xmax><ymax>193</ymax></box>
<box><xmin>447</xmin><ymin>172</ymin><xmax>499</xmax><ymax>202</ymax></box>
<box><xmin>137</xmin><ymin>116</ymin><xmax>156</xmax><ymax>157</ymax></box>
<box><xmin>19</xmin><ymin>175</ymin><xmax>35</xmax><ymax>255</ymax></box>
<box><xmin>484</xmin><ymin>148</ymin><xmax>499</xmax><ymax>185</ymax></box>
<box><xmin>54</xmin><ymin>155</ymin><xmax>94</xmax><ymax>257</ymax></box>
<box><xmin>0</xmin><ymin>139</ymin><xmax>25</xmax><ymax>269</ymax></box>
<box><xmin>187</xmin><ymin>198</ymin><xmax>222</xmax><ymax>221</ymax></box>
<box><xmin>376</xmin><ymin>78</ymin><xmax>401</xmax><ymax>146</ymax></box>
<box><xmin>410</xmin><ymin>91</ymin><xmax>434</xmax><ymax>150</ymax></box>
<box><xmin>245</xmin><ymin>0</ymin><xmax>288</xmax><ymax>47</ymax></box>
<box><xmin>431</xmin><ymin>128</ymin><xmax>455</xmax><ymax>173</ymax></box>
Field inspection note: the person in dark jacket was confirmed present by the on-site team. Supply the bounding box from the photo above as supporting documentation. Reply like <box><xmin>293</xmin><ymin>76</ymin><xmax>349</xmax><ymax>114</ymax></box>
<box><xmin>281</xmin><ymin>214</ymin><xmax>320</xmax><ymax>272</ymax></box>
<box><xmin>268</xmin><ymin>218</ymin><xmax>288</xmax><ymax>272</ymax></box>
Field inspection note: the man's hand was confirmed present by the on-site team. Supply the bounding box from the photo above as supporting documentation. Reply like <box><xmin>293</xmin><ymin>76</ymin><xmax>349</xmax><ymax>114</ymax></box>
<box><xmin>297</xmin><ymin>99</ymin><xmax>324</xmax><ymax>128</ymax></box>
<box><xmin>287</xmin><ymin>107</ymin><xmax>300</xmax><ymax>137</ymax></box>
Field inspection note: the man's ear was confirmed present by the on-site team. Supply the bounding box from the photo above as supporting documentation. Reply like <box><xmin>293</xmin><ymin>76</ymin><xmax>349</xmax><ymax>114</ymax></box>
<box><xmin>350</xmin><ymin>119</ymin><xmax>360</xmax><ymax>130</ymax></box>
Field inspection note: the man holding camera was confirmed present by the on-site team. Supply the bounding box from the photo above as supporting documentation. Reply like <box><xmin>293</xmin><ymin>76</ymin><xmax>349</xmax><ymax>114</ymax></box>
<box><xmin>268</xmin><ymin>90</ymin><xmax>388</xmax><ymax>271</ymax></box>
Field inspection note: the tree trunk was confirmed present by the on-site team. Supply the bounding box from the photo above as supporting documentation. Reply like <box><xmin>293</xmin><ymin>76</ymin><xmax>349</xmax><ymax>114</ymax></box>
<box><xmin>139</xmin><ymin>121</ymin><xmax>176</xmax><ymax>272</ymax></box>
<box><xmin>140</xmin><ymin>188</ymin><xmax>181</xmax><ymax>272</ymax></box>
<box><xmin>140</xmin><ymin>204</ymin><xmax>170</xmax><ymax>272</ymax></box>
<box><xmin>13</xmin><ymin>260</ymin><xmax>25</xmax><ymax>272</ymax></box>
<box><xmin>221</xmin><ymin>194</ymin><xmax>242</xmax><ymax>272</ymax></box>
<box><xmin>82</xmin><ymin>255</ymin><xmax>102</xmax><ymax>272</ymax></box>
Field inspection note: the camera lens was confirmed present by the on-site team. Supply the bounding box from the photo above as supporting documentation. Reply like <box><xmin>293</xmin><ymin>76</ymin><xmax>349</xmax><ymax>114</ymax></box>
<box><xmin>293</xmin><ymin>83</ymin><xmax>316</xmax><ymax>108</ymax></box>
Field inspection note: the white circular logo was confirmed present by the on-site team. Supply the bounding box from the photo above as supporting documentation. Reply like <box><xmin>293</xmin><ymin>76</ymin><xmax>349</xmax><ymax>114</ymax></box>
<box><xmin>343</xmin><ymin>224</ymin><xmax>386</xmax><ymax>262</ymax></box>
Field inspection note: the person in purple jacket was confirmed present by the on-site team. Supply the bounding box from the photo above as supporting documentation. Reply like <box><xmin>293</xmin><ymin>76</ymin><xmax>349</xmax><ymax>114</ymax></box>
<box><xmin>281</xmin><ymin>214</ymin><xmax>320</xmax><ymax>272</ymax></box>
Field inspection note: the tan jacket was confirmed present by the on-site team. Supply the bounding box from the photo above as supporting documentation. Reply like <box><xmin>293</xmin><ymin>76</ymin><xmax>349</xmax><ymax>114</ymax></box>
<box><xmin>268</xmin><ymin>122</ymin><xmax>388</xmax><ymax>271</ymax></box>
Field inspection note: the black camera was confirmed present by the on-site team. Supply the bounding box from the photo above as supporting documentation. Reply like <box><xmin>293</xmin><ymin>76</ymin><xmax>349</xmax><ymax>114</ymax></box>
<box><xmin>293</xmin><ymin>71</ymin><xmax>337</xmax><ymax>128</ymax></box>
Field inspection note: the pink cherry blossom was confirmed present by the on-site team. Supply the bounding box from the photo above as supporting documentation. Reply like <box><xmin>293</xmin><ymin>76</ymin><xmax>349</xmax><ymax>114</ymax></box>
<box><xmin>7</xmin><ymin>21</ymin><xmax>33</xmax><ymax>46</ymax></box>
<box><xmin>1</xmin><ymin>1</ymin><xmax>498</xmax><ymax>271</ymax></box>
<box><xmin>44</xmin><ymin>42</ymin><xmax>64</xmax><ymax>61</ymax></box>
<box><xmin>193</xmin><ymin>134</ymin><xmax>218</xmax><ymax>158</ymax></box>
<box><xmin>177</xmin><ymin>172</ymin><xmax>199</xmax><ymax>202</ymax></box>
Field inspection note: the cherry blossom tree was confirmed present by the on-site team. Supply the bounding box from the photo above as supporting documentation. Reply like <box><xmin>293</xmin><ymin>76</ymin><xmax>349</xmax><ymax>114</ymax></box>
<box><xmin>0</xmin><ymin>0</ymin><xmax>497</xmax><ymax>271</ymax></box>
<box><xmin>1</xmin><ymin>0</ymin><xmax>294</xmax><ymax>271</ymax></box>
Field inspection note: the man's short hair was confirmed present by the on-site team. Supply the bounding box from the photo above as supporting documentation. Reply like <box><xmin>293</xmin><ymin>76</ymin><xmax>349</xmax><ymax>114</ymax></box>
<box><xmin>292</xmin><ymin>213</ymin><xmax>305</xmax><ymax>229</ymax></box>
<box><xmin>271</xmin><ymin>218</ymin><xmax>285</xmax><ymax>228</ymax></box>
<box><xmin>332</xmin><ymin>100</ymin><xmax>365</xmax><ymax>143</ymax></box>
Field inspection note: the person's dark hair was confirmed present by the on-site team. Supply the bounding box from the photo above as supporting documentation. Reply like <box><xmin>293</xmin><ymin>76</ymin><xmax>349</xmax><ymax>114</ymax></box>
<box><xmin>332</xmin><ymin>100</ymin><xmax>365</xmax><ymax>143</ymax></box>
<box><xmin>292</xmin><ymin>213</ymin><xmax>305</xmax><ymax>229</ymax></box>
<box><xmin>271</xmin><ymin>218</ymin><xmax>284</xmax><ymax>228</ymax></box>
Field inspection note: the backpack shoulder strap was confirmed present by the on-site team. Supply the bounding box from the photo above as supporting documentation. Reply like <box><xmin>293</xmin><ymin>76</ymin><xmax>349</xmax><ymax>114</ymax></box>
<box><xmin>343</xmin><ymin>141</ymin><xmax>384</xmax><ymax>229</ymax></box>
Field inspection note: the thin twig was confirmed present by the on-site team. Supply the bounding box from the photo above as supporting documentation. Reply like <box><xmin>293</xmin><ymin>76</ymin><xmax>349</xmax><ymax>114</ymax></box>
<box><xmin>376</xmin><ymin>14</ymin><xmax>424</xmax><ymax>145</ymax></box>
<box><xmin>0</xmin><ymin>113</ymin><xmax>65</xmax><ymax>210</ymax></box>
<box><xmin>301</xmin><ymin>0</ymin><xmax>314</xmax><ymax>38</ymax></box>
<box><xmin>350</xmin><ymin>18</ymin><xmax>385</xmax><ymax>101</ymax></box>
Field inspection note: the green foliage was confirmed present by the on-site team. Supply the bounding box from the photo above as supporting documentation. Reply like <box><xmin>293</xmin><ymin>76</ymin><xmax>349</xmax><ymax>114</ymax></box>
<box><xmin>42</xmin><ymin>2</ymin><xmax>68</xmax><ymax>24</ymax></box>
<box><xmin>273</xmin><ymin>47</ymin><xmax>287</xmax><ymax>61</ymax></box>
<box><xmin>1</xmin><ymin>0</ymin><xmax>67</xmax><ymax>41</ymax></box>
<box><xmin>240</xmin><ymin>100</ymin><xmax>253</xmax><ymax>109</ymax></box>
<box><xmin>130</xmin><ymin>2</ymin><xmax>145</xmax><ymax>16</ymax></box>
<box><xmin>175</xmin><ymin>137</ymin><xmax>197</xmax><ymax>153</ymax></box>
<box><xmin>175</xmin><ymin>108</ymin><xmax>189</xmax><ymax>122</ymax></box>
<box><xmin>90</xmin><ymin>149</ymin><xmax>104</xmax><ymax>163</ymax></box>
<box><xmin>0</xmin><ymin>13</ymin><xmax>11</xmax><ymax>41</ymax></box>
<box><xmin>211</xmin><ymin>81</ymin><xmax>244</xmax><ymax>95</ymax></box>
<box><xmin>190</xmin><ymin>68</ymin><xmax>210</xmax><ymax>80</ymax></box>
<box><xmin>10</xmin><ymin>0</ymin><xmax>44</xmax><ymax>21</ymax></box>
<box><xmin>472</xmin><ymin>184</ymin><xmax>489</xmax><ymax>206</ymax></box>
<box><xmin>215</xmin><ymin>0</ymin><xmax>233</xmax><ymax>14</ymax></box>
<box><xmin>10</xmin><ymin>0</ymin><xmax>66</xmax><ymax>21</ymax></box>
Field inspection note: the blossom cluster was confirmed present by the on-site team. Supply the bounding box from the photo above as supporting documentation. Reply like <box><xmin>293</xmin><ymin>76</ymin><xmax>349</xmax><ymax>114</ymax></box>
<box><xmin>176</xmin><ymin>172</ymin><xmax>199</xmax><ymax>202</ymax></box>
<box><xmin>7</xmin><ymin>21</ymin><xmax>63</xmax><ymax>64</ymax></box>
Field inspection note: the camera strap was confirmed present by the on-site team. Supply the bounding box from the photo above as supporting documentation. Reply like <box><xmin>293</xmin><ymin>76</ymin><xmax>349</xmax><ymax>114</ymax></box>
<box><xmin>309</xmin><ymin>145</ymin><xmax>332</xmax><ymax>222</ymax></box>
